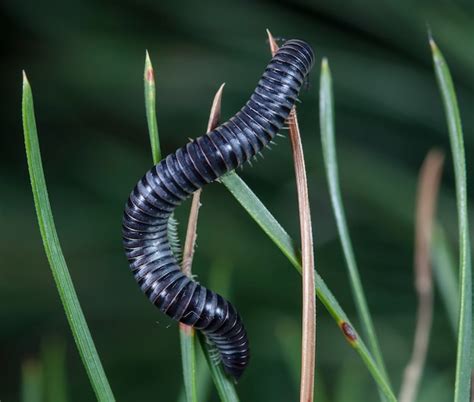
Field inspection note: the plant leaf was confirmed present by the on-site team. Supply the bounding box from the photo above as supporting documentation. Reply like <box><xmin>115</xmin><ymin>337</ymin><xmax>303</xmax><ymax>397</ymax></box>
<box><xmin>22</xmin><ymin>73</ymin><xmax>115</xmax><ymax>402</ymax></box>
<box><xmin>144</xmin><ymin>50</ymin><xmax>161</xmax><ymax>164</ymax></box>
<box><xmin>430</xmin><ymin>38</ymin><xmax>472</xmax><ymax>402</ymax></box>
<box><xmin>179</xmin><ymin>84</ymin><xmax>225</xmax><ymax>402</ymax></box>
<box><xmin>266</xmin><ymin>29</ymin><xmax>316</xmax><ymax>401</ymax></box>
<box><xmin>179</xmin><ymin>325</ymin><xmax>198</xmax><ymax>402</ymax></box>
<box><xmin>319</xmin><ymin>58</ymin><xmax>390</xmax><ymax>389</ymax></box>
<box><xmin>144</xmin><ymin>52</ymin><xmax>183</xmax><ymax>261</ymax></box>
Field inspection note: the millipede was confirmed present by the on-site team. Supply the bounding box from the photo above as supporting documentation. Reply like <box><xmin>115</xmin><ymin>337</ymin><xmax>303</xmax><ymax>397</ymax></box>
<box><xmin>122</xmin><ymin>39</ymin><xmax>314</xmax><ymax>380</ymax></box>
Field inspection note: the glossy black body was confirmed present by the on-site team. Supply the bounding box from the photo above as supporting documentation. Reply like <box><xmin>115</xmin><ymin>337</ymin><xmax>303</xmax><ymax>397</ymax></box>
<box><xmin>122</xmin><ymin>39</ymin><xmax>314</xmax><ymax>379</ymax></box>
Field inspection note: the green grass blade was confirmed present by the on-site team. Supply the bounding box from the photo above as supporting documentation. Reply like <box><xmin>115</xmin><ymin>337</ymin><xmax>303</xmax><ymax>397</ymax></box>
<box><xmin>178</xmin><ymin>349</ymin><xmax>212</xmax><ymax>402</ymax></box>
<box><xmin>41</xmin><ymin>337</ymin><xmax>68</xmax><ymax>402</ymax></box>
<box><xmin>431</xmin><ymin>39</ymin><xmax>472</xmax><ymax>402</ymax></box>
<box><xmin>319</xmin><ymin>58</ymin><xmax>390</xmax><ymax>387</ymax></box>
<box><xmin>198</xmin><ymin>262</ymin><xmax>238</xmax><ymax>402</ymax></box>
<box><xmin>144</xmin><ymin>52</ymin><xmax>197</xmax><ymax>401</ymax></box>
<box><xmin>432</xmin><ymin>224</ymin><xmax>459</xmax><ymax>336</ymax></box>
<box><xmin>144</xmin><ymin>51</ymin><xmax>161</xmax><ymax>164</ymax></box>
<box><xmin>143</xmin><ymin>53</ymin><xmax>182</xmax><ymax>259</ymax></box>
<box><xmin>197</xmin><ymin>333</ymin><xmax>240</xmax><ymax>402</ymax></box>
<box><xmin>221</xmin><ymin>172</ymin><xmax>397</xmax><ymax>402</ymax></box>
<box><xmin>221</xmin><ymin>173</ymin><xmax>299</xmax><ymax>267</ymax></box>
<box><xmin>179</xmin><ymin>325</ymin><xmax>198</xmax><ymax>402</ymax></box>
<box><xmin>177</xmin><ymin>262</ymin><xmax>233</xmax><ymax>402</ymax></box>
<box><xmin>21</xmin><ymin>359</ymin><xmax>42</xmax><ymax>402</ymax></box>
<box><xmin>22</xmin><ymin>73</ymin><xmax>115</xmax><ymax>402</ymax></box>
<box><xmin>180</xmin><ymin>263</ymin><xmax>239</xmax><ymax>402</ymax></box>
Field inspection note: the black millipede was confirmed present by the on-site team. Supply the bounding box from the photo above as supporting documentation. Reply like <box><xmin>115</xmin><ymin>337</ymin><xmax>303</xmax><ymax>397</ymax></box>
<box><xmin>122</xmin><ymin>39</ymin><xmax>314</xmax><ymax>380</ymax></box>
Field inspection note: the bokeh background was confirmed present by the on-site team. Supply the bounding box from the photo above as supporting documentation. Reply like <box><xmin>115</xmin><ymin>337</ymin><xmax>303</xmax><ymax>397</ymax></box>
<box><xmin>2</xmin><ymin>1</ymin><xmax>473</xmax><ymax>401</ymax></box>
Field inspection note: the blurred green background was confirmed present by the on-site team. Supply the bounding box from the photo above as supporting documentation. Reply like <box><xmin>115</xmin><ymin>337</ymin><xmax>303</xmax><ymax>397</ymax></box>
<box><xmin>2</xmin><ymin>0</ymin><xmax>473</xmax><ymax>401</ymax></box>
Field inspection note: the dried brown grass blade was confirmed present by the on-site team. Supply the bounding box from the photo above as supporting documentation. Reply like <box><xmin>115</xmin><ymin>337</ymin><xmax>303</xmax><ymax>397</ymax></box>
<box><xmin>399</xmin><ymin>149</ymin><xmax>444</xmax><ymax>402</ymax></box>
<box><xmin>267</xmin><ymin>29</ymin><xmax>316</xmax><ymax>402</ymax></box>
<box><xmin>181</xmin><ymin>83</ymin><xmax>225</xmax><ymax>276</ymax></box>
<box><xmin>180</xmin><ymin>83</ymin><xmax>224</xmax><ymax>333</ymax></box>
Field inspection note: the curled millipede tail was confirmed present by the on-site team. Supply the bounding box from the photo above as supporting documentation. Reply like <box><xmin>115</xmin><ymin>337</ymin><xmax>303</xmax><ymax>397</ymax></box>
<box><xmin>122</xmin><ymin>39</ymin><xmax>315</xmax><ymax>380</ymax></box>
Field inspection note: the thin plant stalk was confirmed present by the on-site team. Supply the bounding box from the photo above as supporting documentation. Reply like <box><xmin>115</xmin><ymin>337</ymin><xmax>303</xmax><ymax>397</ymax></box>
<box><xmin>399</xmin><ymin>150</ymin><xmax>444</xmax><ymax>402</ymax></box>
<box><xmin>22</xmin><ymin>73</ymin><xmax>115</xmax><ymax>402</ymax></box>
<box><xmin>319</xmin><ymin>58</ymin><xmax>389</xmax><ymax>386</ymax></box>
<box><xmin>179</xmin><ymin>83</ymin><xmax>225</xmax><ymax>402</ymax></box>
<box><xmin>177</xmin><ymin>262</ymin><xmax>235</xmax><ymax>402</ymax></box>
<box><xmin>288</xmin><ymin>109</ymin><xmax>317</xmax><ymax>402</ymax></box>
<box><xmin>266</xmin><ymin>29</ymin><xmax>316</xmax><ymax>402</ymax></box>
<box><xmin>177</xmin><ymin>350</ymin><xmax>212</xmax><ymax>402</ymax></box>
<box><xmin>181</xmin><ymin>83</ymin><xmax>225</xmax><ymax>277</ymax></box>
<box><xmin>144</xmin><ymin>51</ymin><xmax>194</xmax><ymax>402</ymax></box>
<box><xmin>179</xmin><ymin>325</ymin><xmax>198</xmax><ymax>402</ymax></box>
<box><xmin>144</xmin><ymin>52</ymin><xmax>182</xmax><ymax>261</ymax></box>
<box><xmin>145</xmin><ymin>51</ymin><xmax>199</xmax><ymax>399</ymax></box>
<box><xmin>431</xmin><ymin>38</ymin><xmax>472</xmax><ymax>402</ymax></box>
<box><xmin>197</xmin><ymin>262</ymin><xmax>238</xmax><ymax>402</ymax></box>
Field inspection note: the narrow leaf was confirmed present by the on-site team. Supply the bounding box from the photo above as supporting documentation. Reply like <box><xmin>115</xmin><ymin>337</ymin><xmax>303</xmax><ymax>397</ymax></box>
<box><xmin>144</xmin><ymin>51</ymin><xmax>161</xmax><ymax>164</ymax></box>
<box><xmin>177</xmin><ymin>262</ymin><xmax>238</xmax><ymax>402</ymax></box>
<box><xmin>22</xmin><ymin>73</ymin><xmax>115</xmax><ymax>402</ymax></box>
<box><xmin>267</xmin><ymin>29</ymin><xmax>316</xmax><ymax>402</ymax></box>
<box><xmin>144</xmin><ymin>52</ymin><xmax>182</xmax><ymax>269</ymax></box>
<box><xmin>288</xmin><ymin>108</ymin><xmax>316</xmax><ymax>402</ymax></box>
<box><xmin>319</xmin><ymin>58</ymin><xmax>389</xmax><ymax>387</ymax></box>
<box><xmin>193</xmin><ymin>89</ymin><xmax>240</xmax><ymax>402</ymax></box>
<box><xmin>177</xmin><ymin>348</ymin><xmax>212</xmax><ymax>402</ymax></box>
<box><xmin>182</xmin><ymin>83</ymin><xmax>225</xmax><ymax>276</ymax></box>
<box><xmin>179</xmin><ymin>325</ymin><xmax>198</xmax><ymax>402</ymax></box>
<box><xmin>431</xmin><ymin>38</ymin><xmax>472</xmax><ymax>402</ymax></box>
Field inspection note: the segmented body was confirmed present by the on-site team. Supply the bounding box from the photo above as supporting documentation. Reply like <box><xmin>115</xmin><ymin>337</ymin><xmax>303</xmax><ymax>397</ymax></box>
<box><xmin>122</xmin><ymin>39</ymin><xmax>314</xmax><ymax>379</ymax></box>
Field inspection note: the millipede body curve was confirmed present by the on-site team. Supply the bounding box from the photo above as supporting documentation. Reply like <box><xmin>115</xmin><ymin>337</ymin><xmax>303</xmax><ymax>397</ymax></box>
<box><xmin>122</xmin><ymin>39</ymin><xmax>315</xmax><ymax>380</ymax></box>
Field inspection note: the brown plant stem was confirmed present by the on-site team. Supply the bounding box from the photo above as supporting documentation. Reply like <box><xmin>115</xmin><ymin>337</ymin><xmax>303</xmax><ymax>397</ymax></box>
<box><xmin>179</xmin><ymin>83</ymin><xmax>225</xmax><ymax>325</ymax></box>
<box><xmin>399</xmin><ymin>149</ymin><xmax>444</xmax><ymax>402</ymax></box>
<box><xmin>267</xmin><ymin>29</ymin><xmax>316</xmax><ymax>402</ymax></box>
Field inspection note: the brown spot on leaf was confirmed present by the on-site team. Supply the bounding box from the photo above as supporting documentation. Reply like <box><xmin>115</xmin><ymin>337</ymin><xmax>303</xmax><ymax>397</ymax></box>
<box><xmin>340</xmin><ymin>321</ymin><xmax>357</xmax><ymax>343</ymax></box>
